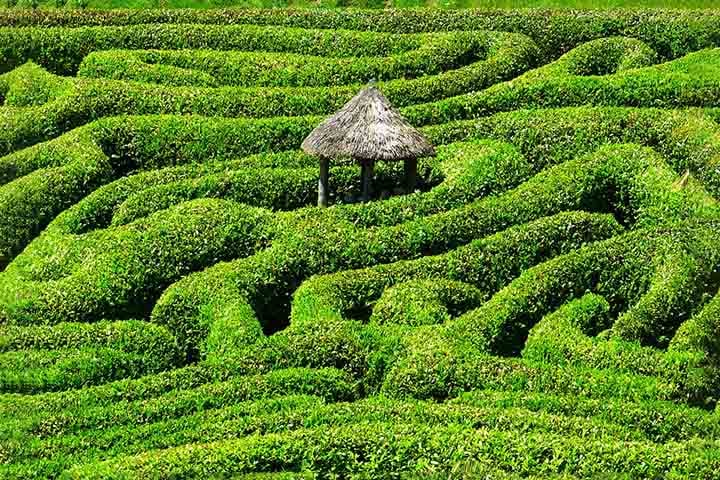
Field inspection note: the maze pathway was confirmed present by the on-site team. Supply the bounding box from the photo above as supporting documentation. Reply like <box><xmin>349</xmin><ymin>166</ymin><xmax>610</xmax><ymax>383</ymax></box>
<box><xmin>1</xmin><ymin>9</ymin><xmax>720</xmax><ymax>479</ymax></box>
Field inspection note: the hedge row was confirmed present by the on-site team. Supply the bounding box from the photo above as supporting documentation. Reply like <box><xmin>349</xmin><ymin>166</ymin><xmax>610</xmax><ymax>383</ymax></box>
<box><xmin>112</xmin><ymin>139</ymin><xmax>510</xmax><ymax>233</ymax></box>
<box><xmin>282</xmin><ymin>143</ymin><xmax>720</xmax><ymax>401</ymax></box>
<box><xmin>404</xmin><ymin>40</ymin><xmax>720</xmax><ymax>128</ymax></box>
<box><xmin>0</xmin><ymin>198</ymin><xmax>272</xmax><ymax>326</ymax></box>
<box><xmin>379</xmin><ymin>222</ymin><xmax>720</xmax><ymax>404</ymax></box>
<box><xmin>0</xmin><ymin>318</ymin><xmax>174</xmax><ymax>352</ymax></box>
<box><xmin>3</xmin><ymin>34</ymin><xmax>718</xmax><ymax>167</ymax></box>
<box><xmin>0</xmin><ymin>320</ymin><xmax>181</xmax><ymax>393</ymax></box>
<box><xmin>157</xmin><ymin>139</ymin><xmax>682</xmax><ymax>360</ymax></box>
<box><xmin>5</xmin><ymin>373</ymin><xmax>716</xmax><ymax>477</ymax></box>
<box><xmin>6</xmin><ymin>110</ymin><xmax>698</xmax><ymax>359</ymax></box>
<box><xmin>0</xmin><ymin>114</ymin><xmax>323</xmax><ymax>265</ymax></box>
<box><xmin>313</xmin><ymin>140</ymin><xmax>531</xmax><ymax>229</ymax></box>
<box><xmin>108</xmin><ymin>161</ymin><xmax>432</xmax><ymax>227</ymax></box>
<box><xmin>0</xmin><ymin>111</ymin><xmax>716</xmax><ymax>376</ymax></box>
<box><xmin>0</xmin><ymin>8</ymin><xmax>717</xmax><ymax>61</ymax></box>
<box><xmin>0</xmin><ymin>24</ymin><xmax>422</xmax><ymax>75</ymax></box>
<box><xmin>0</xmin><ymin>347</ymin><xmax>175</xmax><ymax>394</ymax></box>
<box><xmin>522</xmin><ymin>294</ymin><xmax>717</xmax><ymax>403</ymax></box>
<box><xmin>57</xmin><ymin>150</ymin><xmax>321</xmax><ymax>235</ymax></box>
<box><xmin>0</xmin><ymin>61</ymin><xmax>71</xmax><ymax>108</ymax></box>
<box><xmin>369</xmin><ymin>279</ymin><xmax>485</xmax><ymax>327</ymax></box>
<box><xmin>448</xmin><ymin>223</ymin><xmax>718</xmax><ymax>353</ymax></box>
<box><xmin>264</xmin><ymin>211</ymin><xmax>619</xmax><ymax>380</ymax></box>
<box><xmin>383</xmin><ymin>331</ymin><xmax>683</xmax><ymax>402</ymax></box>
<box><xmin>0</xmin><ymin>363</ymin><xmax>223</xmax><ymax>430</ymax></box>
<box><xmin>61</xmin><ymin>421</ymin><xmax>720</xmax><ymax>479</ymax></box>
<box><xmin>0</xmin><ymin>29</ymin><xmax>534</xmax><ymax>155</ymax></box>
<box><xmin>8</xmin><ymin>104</ymin><xmax>712</xmax><ymax>263</ymax></box>
<box><xmin>77</xmin><ymin>31</ymin><xmax>487</xmax><ymax>87</ymax></box>
<box><xmin>2</xmin><ymin>393</ymin><xmax>652</xmax><ymax>478</ymax></box>
<box><xmin>0</xmin><ymin>139</ymin><xmax>512</xmax><ymax>337</ymax></box>
<box><xmin>2</xmin><ymin>395</ymin><xmax>325</xmax><ymax>478</ymax></box>
<box><xmin>3</xmin><ymin>34</ymin><xmax>719</xmax><ymax>164</ymax></box>
<box><xmin>291</xmin><ymin>141</ymin><xmax>717</xmax><ymax>332</ymax></box>
<box><xmin>1</xmin><ymin>367</ymin><xmax>357</xmax><ymax>439</ymax></box>
<box><xmin>452</xmin><ymin>388</ymin><xmax>720</xmax><ymax>443</ymax></box>
<box><xmin>0</xmin><ymin>128</ymin><xmax>113</xmax><ymax>265</ymax></box>
<box><xmin>671</xmin><ymin>291</ymin><xmax>720</xmax><ymax>363</ymax></box>
<box><xmin>3</xmin><ymin>108</ymin><xmax>720</xmax><ymax>340</ymax></box>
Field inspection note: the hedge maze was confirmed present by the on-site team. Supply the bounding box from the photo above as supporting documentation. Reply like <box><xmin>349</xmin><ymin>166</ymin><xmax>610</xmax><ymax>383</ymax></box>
<box><xmin>2</xmin><ymin>8</ymin><xmax>720</xmax><ymax>478</ymax></box>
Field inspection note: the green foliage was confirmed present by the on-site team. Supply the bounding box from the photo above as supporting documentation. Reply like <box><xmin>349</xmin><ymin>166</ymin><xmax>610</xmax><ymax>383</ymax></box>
<box><xmin>0</xmin><ymin>320</ymin><xmax>182</xmax><ymax>392</ymax></box>
<box><xmin>76</xmin><ymin>32</ymin><xmax>487</xmax><ymax>87</ymax></box>
<box><xmin>60</xmin><ymin>421</ymin><xmax>720</xmax><ymax>479</ymax></box>
<box><xmin>370</xmin><ymin>279</ymin><xmax>485</xmax><ymax>326</ymax></box>
<box><xmin>2</xmin><ymin>9</ymin><xmax>720</xmax><ymax>479</ymax></box>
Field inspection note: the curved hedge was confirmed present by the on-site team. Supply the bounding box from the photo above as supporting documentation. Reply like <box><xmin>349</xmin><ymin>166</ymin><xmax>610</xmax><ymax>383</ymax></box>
<box><xmin>0</xmin><ymin>8</ymin><xmax>718</xmax><ymax>61</ymax></box>
<box><xmin>0</xmin><ymin>320</ymin><xmax>181</xmax><ymax>393</ymax></box>
<box><xmin>369</xmin><ymin>279</ymin><xmax>485</xmax><ymax>327</ymax></box>
<box><xmin>1</xmin><ymin>198</ymin><xmax>273</xmax><ymax>325</ymax></box>
<box><xmin>0</xmin><ymin>29</ymin><xmax>536</xmax><ymax>156</ymax></box>
<box><xmin>523</xmin><ymin>294</ymin><xmax>718</xmax><ymax>402</ymax></box>
<box><xmin>3</xmin><ymin>45</ymin><xmax>720</xmax><ymax>265</ymax></box>
<box><xmin>2</xmin><ymin>10</ymin><xmax>720</xmax><ymax>478</ymax></box>
<box><xmin>0</xmin><ymin>24</ymin><xmax>422</xmax><ymax>75</ymax></box>
<box><xmin>404</xmin><ymin>39</ymin><xmax>720</xmax><ymax>125</ymax></box>
<box><xmin>61</xmin><ymin>422</ymin><xmax>720</xmax><ymax>479</ymax></box>
<box><xmin>77</xmin><ymin>31</ymin><xmax>487</xmax><ymax>87</ymax></box>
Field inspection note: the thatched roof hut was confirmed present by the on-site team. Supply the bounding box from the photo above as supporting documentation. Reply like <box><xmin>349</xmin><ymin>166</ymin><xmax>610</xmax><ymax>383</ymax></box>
<box><xmin>302</xmin><ymin>83</ymin><xmax>436</xmax><ymax>207</ymax></box>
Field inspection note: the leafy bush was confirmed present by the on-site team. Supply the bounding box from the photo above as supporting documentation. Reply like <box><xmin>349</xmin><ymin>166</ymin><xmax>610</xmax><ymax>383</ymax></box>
<box><xmin>2</xmin><ymin>9</ymin><xmax>720</xmax><ymax>479</ymax></box>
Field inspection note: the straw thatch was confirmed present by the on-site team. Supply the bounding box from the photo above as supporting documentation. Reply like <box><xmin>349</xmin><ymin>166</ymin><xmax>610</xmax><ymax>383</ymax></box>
<box><xmin>301</xmin><ymin>84</ymin><xmax>436</xmax><ymax>162</ymax></box>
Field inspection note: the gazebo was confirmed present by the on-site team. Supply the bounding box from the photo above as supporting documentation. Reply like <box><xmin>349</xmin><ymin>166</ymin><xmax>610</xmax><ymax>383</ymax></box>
<box><xmin>301</xmin><ymin>83</ymin><xmax>436</xmax><ymax>207</ymax></box>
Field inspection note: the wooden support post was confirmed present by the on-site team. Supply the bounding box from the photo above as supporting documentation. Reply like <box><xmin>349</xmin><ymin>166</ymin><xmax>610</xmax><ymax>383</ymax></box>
<box><xmin>318</xmin><ymin>157</ymin><xmax>329</xmax><ymax>207</ymax></box>
<box><xmin>361</xmin><ymin>159</ymin><xmax>374</xmax><ymax>203</ymax></box>
<box><xmin>404</xmin><ymin>158</ymin><xmax>417</xmax><ymax>193</ymax></box>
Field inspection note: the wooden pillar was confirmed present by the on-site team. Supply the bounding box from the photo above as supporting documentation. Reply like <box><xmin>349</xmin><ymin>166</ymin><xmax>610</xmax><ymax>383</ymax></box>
<box><xmin>318</xmin><ymin>157</ymin><xmax>329</xmax><ymax>207</ymax></box>
<box><xmin>361</xmin><ymin>159</ymin><xmax>374</xmax><ymax>203</ymax></box>
<box><xmin>404</xmin><ymin>158</ymin><xmax>417</xmax><ymax>193</ymax></box>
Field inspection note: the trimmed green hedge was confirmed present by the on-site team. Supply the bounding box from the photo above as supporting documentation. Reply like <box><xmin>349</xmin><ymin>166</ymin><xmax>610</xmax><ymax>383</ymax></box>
<box><xmin>0</xmin><ymin>34</ymin><xmax>717</xmax><ymax>172</ymax></box>
<box><xmin>77</xmin><ymin>31</ymin><xmax>487</xmax><ymax>87</ymax></box>
<box><xmin>404</xmin><ymin>40</ymin><xmax>720</xmax><ymax>125</ymax></box>
<box><xmin>1</xmin><ymin>198</ymin><xmax>273</xmax><ymax>326</ymax></box>
<box><xmin>108</xmin><ymin>160</ymin><xmax>431</xmax><ymax>226</ymax></box>
<box><xmin>2</xmin><ymin>11</ymin><xmax>720</xmax><ymax>476</ymax></box>
<box><xmin>1</xmin><ymin>367</ymin><xmax>357</xmax><ymax>439</ymax></box>
<box><xmin>0</xmin><ymin>24</ymin><xmax>421</xmax><ymax>75</ymax></box>
<box><xmin>0</xmin><ymin>320</ymin><xmax>181</xmax><ymax>393</ymax></box>
<box><xmin>452</xmin><ymin>389</ymin><xmax>720</xmax><ymax>442</ymax></box>
<box><xmin>0</xmin><ymin>347</ymin><xmax>172</xmax><ymax>394</ymax></box>
<box><xmin>0</xmin><ymin>320</ymin><xmax>180</xmax><ymax>393</ymax></box>
<box><xmin>3</xmin><ymin>393</ymin><xmax>654</xmax><ymax>478</ymax></box>
<box><xmin>280</xmin><ymin>211</ymin><xmax>620</xmax><ymax>381</ymax></box>
<box><xmin>0</xmin><ymin>29</ymin><xmax>535</xmax><ymax>156</ymax></box>
<box><xmin>379</xmin><ymin>221</ymin><xmax>720</xmax><ymax>404</ymax></box>
<box><xmin>53</xmin><ymin>150</ymin><xmax>320</xmax><ymax>235</ymax></box>
<box><xmin>0</xmin><ymin>139</ymin><xmax>522</xmax><ymax>353</ymax></box>
<box><xmin>369</xmin><ymin>279</ymin><xmax>485</xmax><ymax>327</ymax></box>
<box><xmin>60</xmin><ymin>421</ymin><xmax>720</xmax><ymax>479</ymax></box>
<box><xmin>522</xmin><ymin>294</ymin><xmax>718</xmax><ymax>403</ymax></box>
<box><xmin>383</xmin><ymin>330</ymin><xmax>685</xmax><ymax>402</ymax></box>
<box><xmin>4</xmin><ymin>51</ymin><xmax>720</xmax><ymax>264</ymax></box>
<box><xmin>280</xmin><ymin>142</ymin><xmax>720</xmax><ymax>402</ymax></box>
<box><xmin>0</xmin><ymin>8</ymin><xmax>717</xmax><ymax>61</ymax></box>
<box><xmin>159</xmin><ymin>137</ymin><xmax>674</xmax><ymax>361</ymax></box>
<box><xmin>671</xmin><ymin>292</ymin><xmax>720</xmax><ymax>363</ymax></box>
<box><xmin>3</xmin><ymin>108</ymin><xmax>720</xmax><ymax>356</ymax></box>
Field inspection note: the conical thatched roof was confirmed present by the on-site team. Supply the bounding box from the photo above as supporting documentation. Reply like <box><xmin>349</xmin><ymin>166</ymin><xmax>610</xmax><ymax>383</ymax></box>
<box><xmin>301</xmin><ymin>84</ymin><xmax>436</xmax><ymax>162</ymax></box>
